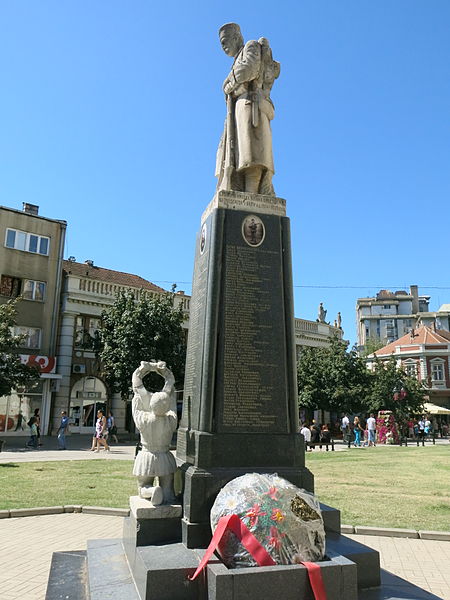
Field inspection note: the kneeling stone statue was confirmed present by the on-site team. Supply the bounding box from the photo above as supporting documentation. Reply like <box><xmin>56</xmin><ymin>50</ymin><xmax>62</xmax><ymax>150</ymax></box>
<box><xmin>132</xmin><ymin>361</ymin><xmax>177</xmax><ymax>505</ymax></box>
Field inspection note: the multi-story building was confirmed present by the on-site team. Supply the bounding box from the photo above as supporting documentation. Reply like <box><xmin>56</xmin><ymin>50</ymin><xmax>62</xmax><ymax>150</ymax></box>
<box><xmin>0</xmin><ymin>203</ymin><xmax>66</xmax><ymax>436</ymax></box>
<box><xmin>356</xmin><ymin>285</ymin><xmax>433</xmax><ymax>351</ymax></box>
<box><xmin>52</xmin><ymin>259</ymin><xmax>190</xmax><ymax>435</ymax></box>
<box><xmin>294</xmin><ymin>318</ymin><xmax>343</xmax><ymax>355</ymax></box>
<box><xmin>367</xmin><ymin>325</ymin><xmax>450</xmax><ymax>411</ymax></box>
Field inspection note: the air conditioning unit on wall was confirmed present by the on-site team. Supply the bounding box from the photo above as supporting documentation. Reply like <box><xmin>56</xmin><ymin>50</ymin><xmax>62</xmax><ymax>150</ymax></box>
<box><xmin>72</xmin><ymin>364</ymin><xmax>86</xmax><ymax>374</ymax></box>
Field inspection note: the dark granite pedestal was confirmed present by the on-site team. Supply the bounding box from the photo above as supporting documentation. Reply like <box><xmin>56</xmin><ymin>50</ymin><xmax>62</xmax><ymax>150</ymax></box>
<box><xmin>176</xmin><ymin>192</ymin><xmax>315</xmax><ymax>548</ymax></box>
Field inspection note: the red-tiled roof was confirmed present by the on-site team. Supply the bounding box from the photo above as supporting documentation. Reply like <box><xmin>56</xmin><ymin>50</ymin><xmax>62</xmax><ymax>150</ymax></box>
<box><xmin>63</xmin><ymin>260</ymin><xmax>166</xmax><ymax>293</ymax></box>
<box><xmin>374</xmin><ymin>326</ymin><xmax>450</xmax><ymax>356</ymax></box>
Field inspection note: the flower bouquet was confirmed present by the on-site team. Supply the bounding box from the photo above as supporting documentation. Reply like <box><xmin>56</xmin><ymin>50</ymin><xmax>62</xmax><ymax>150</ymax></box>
<box><xmin>210</xmin><ymin>473</ymin><xmax>325</xmax><ymax>568</ymax></box>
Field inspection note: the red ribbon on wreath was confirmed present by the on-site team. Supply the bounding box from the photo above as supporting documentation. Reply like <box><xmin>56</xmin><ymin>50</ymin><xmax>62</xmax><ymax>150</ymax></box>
<box><xmin>189</xmin><ymin>514</ymin><xmax>327</xmax><ymax>600</ymax></box>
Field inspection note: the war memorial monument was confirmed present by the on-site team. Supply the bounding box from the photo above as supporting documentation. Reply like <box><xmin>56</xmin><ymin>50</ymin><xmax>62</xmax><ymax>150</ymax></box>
<box><xmin>46</xmin><ymin>23</ymin><xmax>435</xmax><ymax>600</ymax></box>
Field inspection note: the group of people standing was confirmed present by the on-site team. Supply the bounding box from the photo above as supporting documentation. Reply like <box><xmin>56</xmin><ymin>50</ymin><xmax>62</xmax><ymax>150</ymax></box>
<box><xmin>299</xmin><ymin>420</ymin><xmax>332</xmax><ymax>451</ymax></box>
<box><xmin>341</xmin><ymin>413</ymin><xmax>377</xmax><ymax>447</ymax></box>
<box><xmin>407</xmin><ymin>416</ymin><xmax>446</xmax><ymax>440</ymax></box>
<box><xmin>89</xmin><ymin>409</ymin><xmax>118</xmax><ymax>452</ymax></box>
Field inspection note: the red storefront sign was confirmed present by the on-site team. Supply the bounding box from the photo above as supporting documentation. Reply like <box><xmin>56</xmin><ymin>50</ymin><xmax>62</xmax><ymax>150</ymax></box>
<box><xmin>19</xmin><ymin>355</ymin><xmax>56</xmax><ymax>373</ymax></box>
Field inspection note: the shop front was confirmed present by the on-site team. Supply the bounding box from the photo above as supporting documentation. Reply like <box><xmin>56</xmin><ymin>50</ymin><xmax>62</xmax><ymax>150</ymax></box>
<box><xmin>0</xmin><ymin>355</ymin><xmax>61</xmax><ymax>436</ymax></box>
<box><xmin>69</xmin><ymin>376</ymin><xmax>108</xmax><ymax>434</ymax></box>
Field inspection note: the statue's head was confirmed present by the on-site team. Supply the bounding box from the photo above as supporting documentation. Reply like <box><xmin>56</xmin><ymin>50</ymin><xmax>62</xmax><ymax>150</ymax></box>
<box><xmin>219</xmin><ymin>22</ymin><xmax>244</xmax><ymax>57</ymax></box>
<box><xmin>150</xmin><ymin>392</ymin><xmax>170</xmax><ymax>417</ymax></box>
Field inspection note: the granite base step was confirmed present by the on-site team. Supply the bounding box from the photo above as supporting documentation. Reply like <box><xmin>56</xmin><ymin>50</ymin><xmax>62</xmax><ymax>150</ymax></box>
<box><xmin>45</xmin><ymin>550</ymin><xmax>88</xmax><ymax>600</ymax></box>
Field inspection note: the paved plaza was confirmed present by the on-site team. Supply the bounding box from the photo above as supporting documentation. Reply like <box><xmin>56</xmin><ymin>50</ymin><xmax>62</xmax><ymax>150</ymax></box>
<box><xmin>0</xmin><ymin>436</ymin><xmax>448</xmax><ymax>599</ymax></box>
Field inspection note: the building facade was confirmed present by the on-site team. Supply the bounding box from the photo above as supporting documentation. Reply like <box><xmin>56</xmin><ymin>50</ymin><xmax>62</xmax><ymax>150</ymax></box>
<box><xmin>0</xmin><ymin>203</ymin><xmax>66</xmax><ymax>436</ymax></box>
<box><xmin>294</xmin><ymin>318</ymin><xmax>343</xmax><ymax>356</ymax></box>
<box><xmin>356</xmin><ymin>285</ymin><xmax>433</xmax><ymax>351</ymax></box>
<box><xmin>367</xmin><ymin>325</ymin><xmax>450</xmax><ymax>410</ymax></box>
<box><xmin>51</xmin><ymin>259</ymin><xmax>190</xmax><ymax>435</ymax></box>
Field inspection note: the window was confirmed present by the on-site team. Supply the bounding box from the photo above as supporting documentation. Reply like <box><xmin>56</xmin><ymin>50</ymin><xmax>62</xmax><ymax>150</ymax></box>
<box><xmin>431</xmin><ymin>363</ymin><xmax>444</xmax><ymax>381</ymax></box>
<box><xmin>22</xmin><ymin>280</ymin><xmax>46</xmax><ymax>301</ymax></box>
<box><xmin>383</xmin><ymin>304</ymin><xmax>391</xmax><ymax>309</ymax></box>
<box><xmin>13</xmin><ymin>326</ymin><xmax>41</xmax><ymax>349</ymax></box>
<box><xmin>88</xmin><ymin>318</ymin><xmax>101</xmax><ymax>338</ymax></box>
<box><xmin>75</xmin><ymin>316</ymin><xmax>101</xmax><ymax>349</ymax></box>
<box><xmin>404</xmin><ymin>361</ymin><xmax>417</xmax><ymax>378</ymax></box>
<box><xmin>0</xmin><ymin>275</ymin><xmax>22</xmax><ymax>297</ymax></box>
<box><xmin>5</xmin><ymin>228</ymin><xmax>50</xmax><ymax>256</ymax></box>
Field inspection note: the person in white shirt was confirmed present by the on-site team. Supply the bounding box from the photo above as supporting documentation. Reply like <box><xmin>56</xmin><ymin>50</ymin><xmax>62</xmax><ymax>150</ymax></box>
<box><xmin>300</xmin><ymin>423</ymin><xmax>312</xmax><ymax>451</ymax></box>
<box><xmin>366</xmin><ymin>413</ymin><xmax>376</xmax><ymax>447</ymax></box>
<box><xmin>341</xmin><ymin>414</ymin><xmax>350</xmax><ymax>442</ymax></box>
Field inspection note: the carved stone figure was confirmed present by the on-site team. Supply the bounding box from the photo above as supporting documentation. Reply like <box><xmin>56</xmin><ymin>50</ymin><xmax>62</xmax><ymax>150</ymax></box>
<box><xmin>132</xmin><ymin>361</ymin><xmax>177</xmax><ymax>505</ymax></box>
<box><xmin>317</xmin><ymin>302</ymin><xmax>327</xmax><ymax>324</ymax></box>
<box><xmin>337</xmin><ymin>312</ymin><xmax>342</xmax><ymax>329</ymax></box>
<box><xmin>215</xmin><ymin>23</ymin><xmax>280</xmax><ymax>196</ymax></box>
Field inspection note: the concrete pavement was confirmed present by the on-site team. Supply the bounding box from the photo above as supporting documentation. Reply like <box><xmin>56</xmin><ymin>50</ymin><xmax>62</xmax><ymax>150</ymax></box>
<box><xmin>0</xmin><ymin>434</ymin><xmax>137</xmax><ymax>463</ymax></box>
<box><xmin>0</xmin><ymin>513</ymin><xmax>448</xmax><ymax>600</ymax></box>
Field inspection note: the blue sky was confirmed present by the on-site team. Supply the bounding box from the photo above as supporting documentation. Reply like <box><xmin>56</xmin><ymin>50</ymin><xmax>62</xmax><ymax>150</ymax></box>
<box><xmin>1</xmin><ymin>1</ymin><xmax>449</xmax><ymax>345</ymax></box>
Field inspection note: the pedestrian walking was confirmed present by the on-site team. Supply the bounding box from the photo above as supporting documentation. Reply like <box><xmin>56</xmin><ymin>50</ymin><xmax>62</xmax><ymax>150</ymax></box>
<box><xmin>366</xmin><ymin>413</ymin><xmax>376</xmax><ymax>447</ymax></box>
<box><xmin>107</xmin><ymin>411</ymin><xmax>119</xmax><ymax>444</ymax></box>
<box><xmin>418</xmin><ymin>416</ymin><xmax>425</xmax><ymax>441</ymax></box>
<box><xmin>57</xmin><ymin>411</ymin><xmax>69</xmax><ymax>450</ymax></box>
<box><xmin>353</xmin><ymin>416</ymin><xmax>363</xmax><ymax>447</ymax></box>
<box><xmin>33</xmin><ymin>408</ymin><xmax>42</xmax><ymax>446</ymax></box>
<box><xmin>27</xmin><ymin>417</ymin><xmax>39</xmax><ymax>449</ymax></box>
<box><xmin>341</xmin><ymin>414</ymin><xmax>350</xmax><ymax>442</ymax></box>
<box><xmin>94</xmin><ymin>409</ymin><xmax>110</xmax><ymax>452</ymax></box>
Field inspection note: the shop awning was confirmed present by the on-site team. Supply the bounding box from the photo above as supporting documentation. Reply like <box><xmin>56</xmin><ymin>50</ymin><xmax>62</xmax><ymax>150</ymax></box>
<box><xmin>423</xmin><ymin>402</ymin><xmax>450</xmax><ymax>415</ymax></box>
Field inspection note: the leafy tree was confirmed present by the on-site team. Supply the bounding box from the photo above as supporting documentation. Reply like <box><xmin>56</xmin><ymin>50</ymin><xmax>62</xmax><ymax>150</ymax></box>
<box><xmin>0</xmin><ymin>299</ymin><xmax>40</xmax><ymax>396</ymax></box>
<box><xmin>297</xmin><ymin>336</ymin><xmax>369</xmax><ymax>415</ymax></box>
<box><xmin>360</xmin><ymin>336</ymin><xmax>386</xmax><ymax>357</ymax></box>
<box><xmin>365</xmin><ymin>356</ymin><xmax>426</xmax><ymax>427</ymax></box>
<box><xmin>98</xmin><ymin>290</ymin><xmax>186</xmax><ymax>399</ymax></box>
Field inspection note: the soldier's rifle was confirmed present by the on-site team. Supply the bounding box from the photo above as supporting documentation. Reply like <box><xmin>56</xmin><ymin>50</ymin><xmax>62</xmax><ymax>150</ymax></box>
<box><xmin>223</xmin><ymin>93</ymin><xmax>235</xmax><ymax>190</ymax></box>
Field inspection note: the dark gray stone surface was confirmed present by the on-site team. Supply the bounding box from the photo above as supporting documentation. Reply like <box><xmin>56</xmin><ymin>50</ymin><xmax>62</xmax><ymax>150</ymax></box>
<box><xmin>320</xmin><ymin>502</ymin><xmax>341</xmax><ymax>533</ymax></box>
<box><xmin>87</xmin><ymin>539</ymin><xmax>139</xmax><ymax>599</ymax></box>
<box><xmin>358</xmin><ymin>569</ymin><xmax>444</xmax><ymax>599</ymax></box>
<box><xmin>326</xmin><ymin>531</ymin><xmax>381</xmax><ymax>588</ymax></box>
<box><xmin>45</xmin><ymin>550</ymin><xmax>87</xmax><ymax>600</ymax></box>
<box><xmin>177</xmin><ymin>207</ymin><xmax>302</xmax><ymax>464</ymax></box>
<box><xmin>176</xmin><ymin>203</ymin><xmax>313</xmax><ymax>548</ymax></box>
<box><xmin>206</xmin><ymin>554</ymin><xmax>358</xmax><ymax>600</ymax></box>
<box><xmin>134</xmin><ymin>542</ymin><xmax>202</xmax><ymax>600</ymax></box>
<box><xmin>123</xmin><ymin>512</ymin><xmax>181</xmax><ymax>547</ymax></box>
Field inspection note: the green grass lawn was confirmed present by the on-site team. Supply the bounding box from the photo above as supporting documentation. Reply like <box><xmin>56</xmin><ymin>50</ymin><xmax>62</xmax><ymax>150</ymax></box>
<box><xmin>306</xmin><ymin>445</ymin><xmax>450</xmax><ymax>531</ymax></box>
<box><xmin>1</xmin><ymin>445</ymin><xmax>449</xmax><ymax>531</ymax></box>
<box><xmin>0</xmin><ymin>460</ymin><xmax>136</xmax><ymax>509</ymax></box>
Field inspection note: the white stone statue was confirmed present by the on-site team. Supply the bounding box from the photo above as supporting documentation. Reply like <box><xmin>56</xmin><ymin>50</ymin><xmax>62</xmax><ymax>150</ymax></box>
<box><xmin>215</xmin><ymin>23</ymin><xmax>280</xmax><ymax>196</ymax></box>
<box><xmin>318</xmin><ymin>302</ymin><xmax>327</xmax><ymax>324</ymax></box>
<box><xmin>132</xmin><ymin>361</ymin><xmax>177</xmax><ymax>505</ymax></box>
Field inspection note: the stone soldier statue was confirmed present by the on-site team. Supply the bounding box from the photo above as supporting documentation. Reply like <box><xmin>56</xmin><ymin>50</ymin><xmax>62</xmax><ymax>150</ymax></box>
<box><xmin>215</xmin><ymin>23</ymin><xmax>280</xmax><ymax>196</ymax></box>
<box><xmin>318</xmin><ymin>302</ymin><xmax>327</xmax><ymax>324</ymax></box>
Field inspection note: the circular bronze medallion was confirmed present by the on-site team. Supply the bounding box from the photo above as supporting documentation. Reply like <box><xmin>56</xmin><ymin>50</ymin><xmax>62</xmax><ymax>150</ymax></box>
<box><xmin>242</xmin><ymin>215</ymin><xmax>265</xmax><ymax>247</ymax></box>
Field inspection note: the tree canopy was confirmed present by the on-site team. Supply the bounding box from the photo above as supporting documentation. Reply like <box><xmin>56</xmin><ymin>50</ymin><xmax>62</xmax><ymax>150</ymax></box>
<box><xmin>297</xmin><ymin>336</ymin><xmax>369</xmax><ymax>415</ymax></box>
<box><xmin>297</xmin><ymin>336</ymin><xmax>426</xmax><ymax>421</ymax></box>
<box><xmin>98</xmin><ymin>290</ymin><xmax>186</xmax><ymax>399</ymax></box>
<box><xmin>0</xmin><ymin>299</ymin><xmax>40</xmax><ymax>396</ymax></box>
